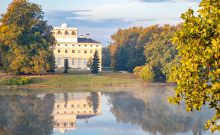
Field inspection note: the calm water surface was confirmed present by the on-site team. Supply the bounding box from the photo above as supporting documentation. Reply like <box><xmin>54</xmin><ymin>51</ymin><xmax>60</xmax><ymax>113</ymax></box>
<box><xmin>0</xmin><ymin>86</ymin><xmax>218</xmax><ymax>135</ymax></box>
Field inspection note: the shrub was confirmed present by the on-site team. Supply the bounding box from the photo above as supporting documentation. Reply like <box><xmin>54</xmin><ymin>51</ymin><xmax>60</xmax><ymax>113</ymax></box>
<box><xmin>3</xmin><ymin>77</ymin><xmax>31</xmax><ymax>85</ymax></box>
<box><xmin>134</xmin><ymin>65</ymin><xmax>154</xmax><ymax>82</ymax></box>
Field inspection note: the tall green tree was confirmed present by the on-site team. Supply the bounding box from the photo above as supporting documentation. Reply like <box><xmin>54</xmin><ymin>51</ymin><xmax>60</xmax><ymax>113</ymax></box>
<box><xmin>0</xmin><ymin>0</ymin><xmax>55</xmax><ymax>74</ymax></box>
<box><xmin>102</xmin><ymin>47</ymin><xmax>111</xmax><ymax>67</ymax></box>
<box><xmin>118</xmin><ymin>46</ymin><xmax>128</xmax><ymax>71</ymax></box>
<box><xmin>91</xmin><ymin>50</ymin><xmax>100</xmax><ymax>74</ymax></box>
<box><xmin>169</xmin><ymin>0</ymin><xmax>220</xmax><ymax>131</ymax></box>
<box><xmin>63</xmin><ymin>59</ymin><xmax>69</xmax><ymax>73</ymax></box>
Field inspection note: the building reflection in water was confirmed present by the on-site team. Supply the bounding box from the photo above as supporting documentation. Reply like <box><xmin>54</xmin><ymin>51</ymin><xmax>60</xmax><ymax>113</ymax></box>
<box><xmin>53</xmin><ymin>92</ymin><xmax>101</xmax><ymax>133</ymax></box>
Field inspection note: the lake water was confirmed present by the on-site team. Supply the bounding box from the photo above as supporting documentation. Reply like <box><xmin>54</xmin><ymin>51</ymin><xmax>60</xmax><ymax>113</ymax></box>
<box><xmin>0</xmin><ymin>85</ymin><xmax>218</xmax><ymax>135</ymax></box>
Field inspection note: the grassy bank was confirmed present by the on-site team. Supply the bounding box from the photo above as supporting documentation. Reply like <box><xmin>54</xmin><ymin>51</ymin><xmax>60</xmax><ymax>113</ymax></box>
<box><xmin>0</xmin><ymin>71</ymin><xmax>144</xmax><ymax>90</ymax></box>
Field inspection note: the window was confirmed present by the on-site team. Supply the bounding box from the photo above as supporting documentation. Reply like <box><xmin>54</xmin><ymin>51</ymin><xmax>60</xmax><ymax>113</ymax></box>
<box><xmin>57</xmin><ymin>44</ymin><xmax>60</xmax><ymax>46</ymax></box>
<box><xmin>72</xmin><ymin>50</ymin><xmax>75</xmax><ymax>53</ymax></box>
<box><xmin>72</xmin><ymin>31</ymin><xmax>76</xmax><ymax>35</ymax></box>
<box><xmin>65</xmin><ymin>44</ymin><xmax>67</xmax><ymax>46</ymax></box>
<box><xmin>65</xmin><ymin>31</ymin><xmax>69</xmax><ymax>35</ymax></box>
<box><xmin>79</xmin><ymin>45</ymin><xmax>81</xmax><ymax>47</ymax></box>
<box><xmin>85</xmin><ymin>45</ymin><xmax>87</xmax><ymax>47</ymax></box>
<box><xmin>64</xmin><ymin>122</ymin><xmax>67</xmax><ymax>127</ymax></box>
<box><xmin>58</xmin><ymin>50</ymin><xmax>60</xmax><ymax>53</ymax></box>
<box><xmin>72</xmin><ymin>59</ymin><xmax>74</xmax><ymax>65</ymax></box>
<box><xmin>90</xmin><ymin>45</ymin><xmax>93</xmax><ymax>47</ymax></box>
<box><xmin>90</xmin><ymin>50</ymin><xmax>93</xmax><ymax>54</ymax></box>
<box><xmin>58</xmin><ymin>30</ymin><xmax>62</xmax><ymax>35</ymax></box>
<box><xmin>65</xmin><ymin>50</ymin><xmax>68</xmax><ymax>53</ymax></box>
<box><xmin>72</xmin><ymin>44</ymin><xmax>75</xmax><ymax>46</ymax></box>
<box><xmin>64</xmin><ymin>104</ymin><xmax>67</xmax><ymax>108</ymax></box>
<box><xmin>77</xmin><ymin>104</ymin><xmax>80</xmax><ymax>107</ymax></box>
<box><xmin>57</xmin><ymin>58</ymin><xmax>60</xmax><ymax>65</ymax></box>
<box><xmin>84</xmin><ymin>50</ymin><xmax>87</xmax><ymax>54</ymax></box>
<box><xmin>57</xmin><ymin>104</ymin><xmax>60</xmax><ymax>108</ymax></box>
<box><xmin>78</xmin><ymin>50</ymin><xmax>81</xmax><ymax>53</ymax></box>
<box><xmin>71</xmin><ymin>104</ymin><xmax>74</xmax><ymax>108</ymax></box>
<box><xmin>57</xmin><ymin>123</ymin><xmax>60</xmax><ymax>126</ymax></box>
<box><xmin>78</xmin><ymin>58</ymin><xmax>80</xmax><ymax>67</ymax></box>
<box><xmin>70</xmin><ymin>122</ymin><xmax>74</xmax><ymax>126</ymax></box>
<box><xmin>84</xmin><ymin>104</ymin><xmax>86</xmax><ymax>107</ymax></box>
<box><xmin>96</xmin><ymin>45</ymin><xmax>98</xmax><ymax>47</ymax></box>
<box><xmin>84</xmin><ymin>59</ymin><xmax>87</xmax><ymax>66</ymax></box>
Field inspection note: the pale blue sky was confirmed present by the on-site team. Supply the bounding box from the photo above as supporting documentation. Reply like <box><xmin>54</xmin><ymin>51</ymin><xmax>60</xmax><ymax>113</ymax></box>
<box><xmin>0</xmin><ymin>0</ymin><xmax>201</xmax><ymax>45</ymax></box>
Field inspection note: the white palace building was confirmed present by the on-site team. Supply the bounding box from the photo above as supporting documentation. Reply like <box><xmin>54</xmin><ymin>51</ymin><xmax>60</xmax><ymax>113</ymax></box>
<box><xmin>53</xmin><ymin>23</ymin><xmax>102</xmax><ymax>70</ymax></box>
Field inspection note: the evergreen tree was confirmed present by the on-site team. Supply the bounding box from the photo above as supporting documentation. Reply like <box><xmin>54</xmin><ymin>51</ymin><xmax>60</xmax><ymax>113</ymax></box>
<box><xmin>63</xmin><ymin>59</ymin><xmax>69</xmax><ymax>73</ymax></box>
<box><xmin>0</xmin><ymin>0</ymin><xmax>55</xmax><ymax>74</ymax></box>
<box><xmin>91</xmin><ymin>50</ymin><xmax>100</xmax><ymax>74</ymax></box>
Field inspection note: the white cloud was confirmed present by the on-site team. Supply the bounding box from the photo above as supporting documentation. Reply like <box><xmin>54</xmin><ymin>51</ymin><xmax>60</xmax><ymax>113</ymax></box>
<box><xmin>72</xmin><ymin>1</ymin><xmax>199</xmax><ymax>24</ymax></box>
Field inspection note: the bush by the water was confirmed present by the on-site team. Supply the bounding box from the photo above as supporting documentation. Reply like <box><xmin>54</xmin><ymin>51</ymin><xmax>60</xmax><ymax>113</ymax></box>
<box><xmin>3</xmin><ymin>77</ymin><xmax>31</xmax><ymax>85</ymax></box>
<box><xmin>134</xmin><ymin>65</ymin><xmax>154</xmax><ymax>82</ymax></box>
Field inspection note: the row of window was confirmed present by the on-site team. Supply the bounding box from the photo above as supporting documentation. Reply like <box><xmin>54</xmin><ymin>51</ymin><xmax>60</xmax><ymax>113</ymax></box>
<box><xmin>57</xmin><ymin>58</ymin><xmax>88</xmax><ymax>66</ymax></box>
<box><xmin>56</xmin><ymin>110</ymin><xmax>92</xmax><ymax>114</ymax></box>
<box><xmin>57</xmin><ymin>44</ymin><xmax>99</xmax><ymax>47</ymax></box>
<box><xmin>56</xmin><ymin>122</ymin><xmax>75</xmax><ymax>127</ymax></box>
<box><xmin>57</xmin><ymin>49</ymin><xmax>95</xmax><ymax>54</ymax></box>
<box><xmin>56</xmin><ymin>104</ymin><xmax>87</xmax><ymax>108</ymax></box>
<box><xmin>54</xmin><ymin>30</ymin><xmax>76</xmax><ymax>36</ymax></box>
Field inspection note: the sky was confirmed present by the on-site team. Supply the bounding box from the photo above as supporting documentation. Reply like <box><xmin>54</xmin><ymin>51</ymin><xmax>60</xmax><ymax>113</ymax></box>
<box><xmin>0</xmin><ymin>0</ymin><xmax>201</xmax><ymax>46</ymax></box>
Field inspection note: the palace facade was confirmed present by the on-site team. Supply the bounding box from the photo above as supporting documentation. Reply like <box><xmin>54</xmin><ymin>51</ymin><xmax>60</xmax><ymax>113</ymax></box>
<box><xmin>53</xmin><ymin>23</ymin><xmax>102</xmax><ymax>70</ymax></box>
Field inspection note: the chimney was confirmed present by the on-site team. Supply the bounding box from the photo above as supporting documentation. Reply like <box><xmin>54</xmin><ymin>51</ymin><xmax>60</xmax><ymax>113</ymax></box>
<box><xmin>79</xmin><ymin>34</ymin><xmax>90</xmax><ymax>39</ymax></box>
<box><xmin>85</xmin><ymin>34</ymin><xmax>90</xmax><ymax>39</ymax></box>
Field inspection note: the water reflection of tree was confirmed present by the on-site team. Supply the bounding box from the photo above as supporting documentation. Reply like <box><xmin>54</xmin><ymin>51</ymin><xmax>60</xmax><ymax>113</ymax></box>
<box><xmin>108</xmin><ymin>89</ymin><xmax>213</xmax><ymax>135</ymax></box>
<box><xmin>0</xmin><ymin>94</ymin><xmax>54</xmax><ymax>135</ymax></box>
<box><xmin>87</xmin><ymin>92</ymin><xmax>100</xmax><ymax>114</ymax></box>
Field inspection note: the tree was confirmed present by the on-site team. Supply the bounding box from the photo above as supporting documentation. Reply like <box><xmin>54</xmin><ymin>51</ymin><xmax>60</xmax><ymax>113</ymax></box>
<box><xmin>0</xmin><ymin>44</ymin><xmax>2</xmax><ymax>67</ymax></box>
<box><xmin>63</xmin><ymin>59</ymin><xmax>69</xmax><ymax>73</ymax></box>
<box><xmin>118</xmin><ymin>46</ymin><xmax>128</xmax><ymax>71</ymax></box>
<box><xmin>144</xmin><ymin>25</ymin><xmax>178</xmax><ymax>82</ymax></box>
<box><xmin>169</xmin><ymin>0</ymin><xmax>220</xmax><ymax>131</ymax></box>
<box><xmin>134</xmin><ymin>65</ymin><xmax>154</xmax><ymax>82</ymax></box>
<box><xmin>133</xmin><ymin>25</ymin><xmax>178</xmax><ymax>82</ymax></box>
<box><xmin>90</xmin><ymin>50</ymin><xmax>100</xmax><ymax>74</ymax></box>
<box><xmin>102</xmin><ymin>47</ymin><xmax>111</xmax><ymax>67</ymax></box>
<box><xmin>109</xmin><ymin>25</ymin><xmax>165</xmax><ymax>72</ymax></box>
<box><xmin>109</xmin><ymin>27</ymin><xmax>144</xmax><ymax>72</ymax></box>
<box><xmin>0</xmin><ymin>0</ymin><xmax>55</xmax><ymax>74</ymax></box>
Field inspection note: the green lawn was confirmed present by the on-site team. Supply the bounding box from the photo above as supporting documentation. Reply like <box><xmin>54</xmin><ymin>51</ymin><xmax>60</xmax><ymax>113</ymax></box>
<box><xmin>0</xmin><ymin>71</ymin><xmax>143</xmax><ymax>89</ymax></box>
